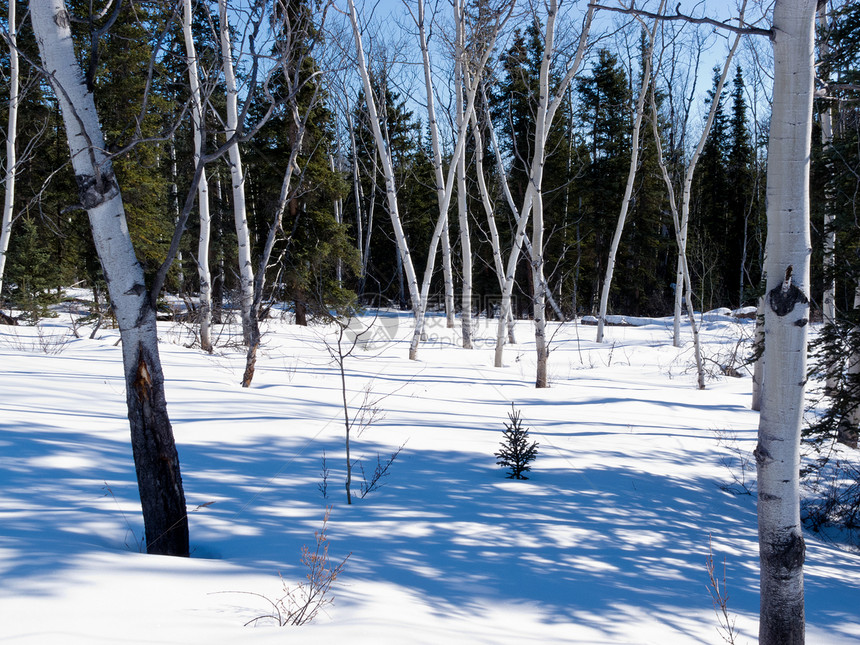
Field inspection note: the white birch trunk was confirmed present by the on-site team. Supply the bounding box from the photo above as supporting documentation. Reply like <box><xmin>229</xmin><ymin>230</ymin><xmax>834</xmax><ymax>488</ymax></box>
<box><xmin>595</xmin><ymin>3</ymin><xmax>663</xmax><ymax>345</ymax></box>
<box><xmin>183</xmin><ymin>0</ymin><xmax>213</xmax><ymax>354</ymax></box>
<box><xmin>0</xmin><ymin>0</ymin><xmax>18</xmax><ymax>298</ymax></box>
<box><xmin>255</xmin><ymin>98</ymin><xmax>308</xmax><ymax>315</ymax></box>
<box><xmin>414</xmin><ymin>0</ymin><xmax>459</xmax><ymax>339</ymax></box>
<box><xmin>492</xmin><ymin>1</ymin><xmax>593</xmax><ymax>380</ymax></box>
<box><xmin>441</xmin><ymin>220</ymin><xmax>455</xmax><ymax>327</ymax></box>
<box><xmin>673</xmin><ymin>251</ymin><xmax>684</xmax><ymax>346</ymax></box>
<box><xmin>454</xmin><ymin>1</ymin><xmax>472</xmax><ymax>348</ymax></box>
<box><xmin>527</xmin><ymin>0</ymin><xmax>559</xmax><ymax>388</ymax></box>
<box><xmin>756</xmin><ymin>2</ymin><xmax>816</xmax><ymax>642</ymax></box>
<box><xmin>470</xmin><ymin>105</ymin><xmax>516</xmax><ymax>344</ymax></box>
<box><xmin>405</xmin><ymin>0</ymin><xmax>503</xmax><ymax>360</ymax></box>
<box><xmin>346</xmin><ymin>0</ymin><xmax>421</xmax><ymax>323</ymax></box>
<box><xmin>31</xmin><ymin>0</ymin><xmax>188</xmax><ymax>556</ymax></box>
<box><xmin>345</xmin><ymin>108</ymin><xmax>365</xmax><ymax>273</ymax></box>
<box><xmin>659</xmin><ymin>8</ymin><xmax>744</xmax><ymax>388</ymax></box>
<box><xmin>217</xmin><ymin>0</ymin><xmax>255</xmax><ymax>348</ymax></box>
<box><xmin>331</xmin><ymin>154</ymin><xmax>343</xmax><ymax>287</ymax></box>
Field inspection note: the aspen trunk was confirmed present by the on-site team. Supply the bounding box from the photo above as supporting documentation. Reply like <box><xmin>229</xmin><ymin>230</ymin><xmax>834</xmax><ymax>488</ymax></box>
<box><xmin>454</xmin><ymin>5</ymin><xmax>472</xmax><ymax>348</ymax></box>
<box><xmin>493</xmin><ymin>3</ymin><xmax>594</xmax><ymax>371</ymax></box>
<box><xmin>756</xmin><ymin>2</ymin><xmax>816</xmax><ymax>642</ymax></box>
<box><xmin>31</xmin><ymin>0</ymin><xmax>189</xmax><ymax>556</ymax></box>
<box><xmin>596</xmin><ymin>3</ymin><xmax>663</xmax><ymax>345</ymax></box>
<box><xmin>217</xmin><ymin>0</ymin><xmax>256</xmax><ymax>350</ymax></box>
<box><xmin>0</xmin><ymin>0</ymin><xmax>18</xmax><ymax>297</ymax></box>
<box><xmin>655</xmin><ymin>5</ymin><xmax>744</xmax><ymax>388</ymax></box>
<box><xmin>470</xmin><ymin>103</ymin><xmax>517</xmax><ymax>344</ymax></box>
<box><xmin>406</xmin><ymin>0</ymin><xmax>501</xmax><ymax>360</ymax></box>
<box><xmin>183</xmin><ymin>0</ymin><xmax>213</xmax><ymax>353</ymax></box>
<box><xmin>347</xmin><ymin>0</ymin><xmax>421</xmax><ymax>323</ymax></box>
<box><xmin>441</xmin><ymin>220</ymin><xmax>455</xmax><ymax>328</ymax></box>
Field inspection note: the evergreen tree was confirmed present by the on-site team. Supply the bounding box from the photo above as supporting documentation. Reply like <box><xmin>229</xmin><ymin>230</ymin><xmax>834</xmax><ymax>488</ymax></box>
<box><xmin>492</xmin><ymin>21</ymin><xmax>579</xmax><ymax>318</ymax></box>
<box><xmin>495</xmin><ymin>404</ymin><xmax>538</xmax><ymax>480</ymax></box>
<box><xmin>618</xmin><ymin>34</ymin><xmax>673</xmax><ymax>316</ymax></box>
<box><xmin>808</xmin><ymin>0</ymin><xmax>860</xmax><ymax>451</ymax></box>
<box><xmin>245</xmin><ymin>0</ymin><xmax>357</xmax><ymax>323</ymax></box>
<box><xmin>726</xmin><ymin>66</ymin><xmax>757</xmax><ymax>307</ymax></box>
<box><xmin>349</xmin><ymin>71</ymin><xmax>428</xmax><ymax>308</ymax></box>
<box><xmin>691</xmin><ymin>67</ymin><xmax>731</xmax><ymax>310</ymax></box>
<box><xmin>574</xmin><ymin>48</ymin><xmax>631</xmax><ymax>313</ymax></box>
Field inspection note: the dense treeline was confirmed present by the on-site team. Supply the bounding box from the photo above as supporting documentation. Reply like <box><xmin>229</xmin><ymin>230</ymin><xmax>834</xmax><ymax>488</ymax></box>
<box><xmin>0</xmin><ymin>0</ymin><xmax>854</xmax><ymax>333</ymax></box>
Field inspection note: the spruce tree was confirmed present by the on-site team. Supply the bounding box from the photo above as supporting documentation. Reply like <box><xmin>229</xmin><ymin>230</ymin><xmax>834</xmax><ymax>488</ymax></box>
<box><xmin>726</xmin><ymin>66</ymin><xmax>756</xmax><ymax>307</ymax></box>
<box><xmin>495</xmin><ymin>405</ymin><xmax>538</xmax><ymax>480</ymax></box>
<box><xmin>574</xmin><ymin>49</ymin><xmax>631</xmax><ymax>313</ymax></box>
<box><xmin>692</xmin><ymin>67</ymin><xmax>731</xmax><ymax>310</ymax></box>
<box><xmin>808</xmin><ymin>0</ymin><xmax>860</xmax><ymax>452</ymax></box>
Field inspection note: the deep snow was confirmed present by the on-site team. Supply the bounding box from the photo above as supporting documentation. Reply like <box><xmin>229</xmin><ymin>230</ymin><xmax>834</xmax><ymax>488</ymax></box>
<box><xmin>1</xmin><ymin>302</ymin><xmax>859</xmax><ymax>644</ymax></box>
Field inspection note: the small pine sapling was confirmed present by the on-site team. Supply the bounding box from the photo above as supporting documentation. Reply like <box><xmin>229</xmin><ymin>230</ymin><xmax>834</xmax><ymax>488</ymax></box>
<box><xmin>495</xmin><ymin>404</ymin><xmax>538</xmax><ymax>480</ymax></box>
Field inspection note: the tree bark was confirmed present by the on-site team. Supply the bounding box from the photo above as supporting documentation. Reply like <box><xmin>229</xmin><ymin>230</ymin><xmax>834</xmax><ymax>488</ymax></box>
<box><xmin>346</xmin><ymin>0</ymin><xmax>421</xmax><ymax>322</ymax></box>
<box><xmin>471</xmin><ymin>101</ymin><xmax>516</xmax><ymax>344</ymax></box>
<box><xmin>0</xmin><ymin>0</ymin><xmax>18</xmax><ymax>298</ymax></box>
<box><xmin>493</xmin><ymin>3</ymin><xmax>594</xmax><ymax>371</ymax></box>
<box><xmin>217</xmin><ymin>0</ymin><xmax>256</xmax><ymax>351</ymax></box>
<box><xmin>404</xmin><ymin>0</ymin><xmax>502</xmax><ymax>361</ymax></box>
<box><xmin>31</xmin><ymin>0</ymin><xmax>189</xmax><ymax>556</ymax></box>
<box><xmin>653</xmin><ymin>5</ymin><xmax>745</xmax><ymax>389</ymax></box>
<box><xmin>183</xmin><ymin>0</ymin><xmax>213</xmax><ymax>354</ymax></box>
<box><xmin>596</xmin><ymin>2</ymin><xmax>663</xmax><ymax>345</ymax></box>
<box><xmin>756</xmin><ymin>1</ymin><xmax>816</xmax><ymax>642</ymax></box>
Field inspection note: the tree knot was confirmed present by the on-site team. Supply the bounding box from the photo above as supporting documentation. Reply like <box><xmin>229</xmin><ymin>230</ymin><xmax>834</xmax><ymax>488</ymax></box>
<box><xmin>767</xmin><ymin>266</ymin><xmax>808</xmax><ymax>317</ymax></box>
<box><xmin>54</xmin><ymin>9</ymin><xmax>71</xmax><ymax>30</ymax></box>
<box><xmin>762</xmin><ymin>530</ymin><xmax>806</xmax><ymax>575</ymax></box>
<box><xmin>76</xmin><ymin>169</ymin><xmax>120</xmax><ymax>211</ymax></box>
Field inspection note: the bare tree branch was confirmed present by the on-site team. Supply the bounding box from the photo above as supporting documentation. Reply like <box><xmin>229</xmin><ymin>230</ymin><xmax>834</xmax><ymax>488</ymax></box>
<box><xmin>588</xmin><ymin>2</ymin><xmax>773</xmax><ymax>40</ymax></box>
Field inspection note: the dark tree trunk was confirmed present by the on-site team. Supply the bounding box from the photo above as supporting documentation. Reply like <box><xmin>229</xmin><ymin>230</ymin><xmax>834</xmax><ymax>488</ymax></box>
<box><xmin>124</xmin><ymin>316</ymin><xmax>189</xmax><ymax>555</ymax></box>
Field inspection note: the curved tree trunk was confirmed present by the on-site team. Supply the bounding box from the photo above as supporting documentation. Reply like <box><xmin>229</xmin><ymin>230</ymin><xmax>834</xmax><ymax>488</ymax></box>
<box><xmin>347</xmin><ymin>0</ymin><xmax>421</xmax><ymax>326</ymax></box>
<box><xmin>596</xmin><ymin>3</ymin><xmax>662</xmax><ymax>344</ymax></box>
<box><xmin>655</xmin><ymin>4</ymin><xmax>744</xmax><ymax>388</ymax></box>
<box><xmin>492</xmin><ymin>3</ymin><xmax>594</xmax><ymax>371</ymax></box>
<box><xmin>441</xmin><ymin>220</ymin><xmax>455</xmax><ymax>328</ymax></box>
<box><xmin>470</xmin><ymin>103</ymin><xmax>517</xmax><ymax>345</ymax></box>
<box><xmin>32</xmin><ymin>0</ymin><xmax>189</xmax><ymax>556</ymax></box>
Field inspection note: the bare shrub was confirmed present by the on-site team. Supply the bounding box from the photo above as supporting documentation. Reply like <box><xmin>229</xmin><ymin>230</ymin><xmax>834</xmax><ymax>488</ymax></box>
<box><xmin>239</xmin><ymin>508</ymin><xmax>350</xmax><ymax>627</ymax></box>
<box><xmin>706</xmin><ymin>536</ymin><xmax>740</xmax><ymax>645</ymax></box>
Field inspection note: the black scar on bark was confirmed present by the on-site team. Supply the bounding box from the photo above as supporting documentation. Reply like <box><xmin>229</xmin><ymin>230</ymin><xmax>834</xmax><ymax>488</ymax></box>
<box><xmin>768</xmin><ymin>266</ymin><xmax>809</xmax><ymax>317</ymax></box>
<box><xmin>762</xmin><ymin>530</ymin><xmax>806</xmax><ymax>576</ymax></box>
<box><xmin>76</xmin><ymin>171</ymin><xmax>119</xmax><ymax>210</ymax></box>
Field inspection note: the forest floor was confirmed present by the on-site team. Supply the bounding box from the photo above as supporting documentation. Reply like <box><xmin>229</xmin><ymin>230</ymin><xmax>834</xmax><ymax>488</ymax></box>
<box><xmin>1</xmin><ymin>295</ymin><xmax>859</xmax><ymax>644</ymax></box>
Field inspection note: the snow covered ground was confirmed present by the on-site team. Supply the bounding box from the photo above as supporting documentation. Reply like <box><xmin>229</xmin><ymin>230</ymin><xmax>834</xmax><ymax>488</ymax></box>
<box><xmin>1</xmin><ymin>304</ymin><xmax>859</xmax><ymax>644</ymax></box>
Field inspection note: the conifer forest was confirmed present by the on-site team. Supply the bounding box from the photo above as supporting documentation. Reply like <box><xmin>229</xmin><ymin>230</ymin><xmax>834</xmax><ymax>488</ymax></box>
<box><xmin>2</xmin><ymin>1</ymin><xmax>860</xmax><ymax>644</ymax></box>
